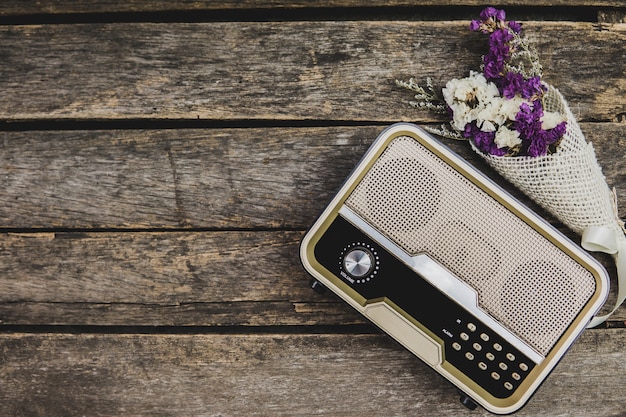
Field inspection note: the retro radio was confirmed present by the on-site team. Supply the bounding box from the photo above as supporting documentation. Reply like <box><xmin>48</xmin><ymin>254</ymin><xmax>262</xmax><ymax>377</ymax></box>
<box><xmin>299</xmin><ymin>123</ymin><xmax>609</xmax><ymax>414</ymax></box>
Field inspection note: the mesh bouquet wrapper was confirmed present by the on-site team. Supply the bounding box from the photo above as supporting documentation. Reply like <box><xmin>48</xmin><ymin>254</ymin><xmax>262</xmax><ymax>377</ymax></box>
<box><xmin>397</xmin><ymin>8</ymin><xmax>625</xmax><ymax>326</ymax></box>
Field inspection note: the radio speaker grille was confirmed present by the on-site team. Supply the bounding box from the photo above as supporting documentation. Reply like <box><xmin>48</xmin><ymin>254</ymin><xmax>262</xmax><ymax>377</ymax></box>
<box><xmin>345</xmin><ymin>136</ymin><xmax>596</xmax><ymax>355</ymax></box>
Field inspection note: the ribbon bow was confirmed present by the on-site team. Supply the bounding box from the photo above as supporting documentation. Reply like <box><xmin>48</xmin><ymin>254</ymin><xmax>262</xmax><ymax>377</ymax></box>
<box><xmin>582</xmin><ymin>225</ymin><xmax>626</xmax><ymax>328</ymax></box>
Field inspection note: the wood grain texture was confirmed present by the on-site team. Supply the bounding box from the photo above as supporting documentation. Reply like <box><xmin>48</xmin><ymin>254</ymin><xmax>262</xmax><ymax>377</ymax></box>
<box><xmin>1</xmin><ymin>124</ymin><xmax>624</xmax><ymax>230</ymax></box>
<box><xmin>0</xmin><ymin>231</ymin><xmax>307</xmax><ymax>306</ymax></box>
<box><xmin>0</xmin><ymin>21</ymin><xmax>624</xmax><ymax>122</ymax></box>
<box><xmin>1</xmin><ymin>331</ymin><xmax>625</xmax><ymax>416</ymax></box>
<box><xmin>0</xmin><ymin>230</ymin><xmax>623</xmax><ymax>327</ymax></box>
<box><xmin>0</xmin><ymin>1</ymin><xmax>624</xmax><ymax>15</ymax></box>
<box><xmin>1</xmin><ymin>5</ymin><xmax>625</xmax><ymax>416</ymax></box>
<box><xmin>0</xmin><ymin>230</ymin><xmax>362</xmax><ymax>327</ymax></box>
<box><xmin>0</xmin><ymin>229</ymin><xmax>372</xmax><ymax>327</ymax></box>
<box><xmin>0</xmin><ymin>126</ymin><xmax>375</xmax><ymax>229</ymax></box>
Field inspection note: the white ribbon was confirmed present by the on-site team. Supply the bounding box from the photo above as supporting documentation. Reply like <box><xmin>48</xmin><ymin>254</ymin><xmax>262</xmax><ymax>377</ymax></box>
<box><xmin>582</xmin><ymin>225</ymin><xmax>626</xmax><ymax>328</ymax></box>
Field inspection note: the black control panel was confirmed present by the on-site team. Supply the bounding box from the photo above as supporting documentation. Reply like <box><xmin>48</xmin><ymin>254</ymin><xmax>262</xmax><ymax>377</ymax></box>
<box><xmin>314</xmin><ymin>215</ymin><xmax>536</xmax><ymax>399</ymax></box>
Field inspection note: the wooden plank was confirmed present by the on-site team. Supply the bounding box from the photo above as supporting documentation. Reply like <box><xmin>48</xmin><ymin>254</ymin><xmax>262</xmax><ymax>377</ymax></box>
<box><xmin>0</xmin><ymin>1</ymin><xmax>623</xmax><ymax>16</ymax></box>
<box><xmin>0</xmin><ymin>229</ymin><xmax>363</xmax><ymax>326</ymax></box>
<box><xmin>0</xmin><ymin>22</ymin><xmax>623</xmax><ymax>122</ymax></box>
<box><xmin>1</xmin><ymin>124</ymin><xmax>624</xmax><ymax>230</ymax></box>
<box><xmin>0</xmin><ymin>230</ymin><xmax>308</xmax><ymax>306</ymax></box>
<box><xmin>0</xmin><ymin>330</ymin><xmax>624</xmax><ymax>416</ymax></box>
<box><xmin>0</xmin><ymin>300</ymin><xmax>364</xmax><ymax>327</ymax></box>
<box><xmin>0</xmin><ymin>126</ymin><xmax>374</xmax><ymax>229</ymax></box>
<box><xmin>0</xmin><ymin>230</ymin><xmax>623</xmax><ymax>326</ymax></box>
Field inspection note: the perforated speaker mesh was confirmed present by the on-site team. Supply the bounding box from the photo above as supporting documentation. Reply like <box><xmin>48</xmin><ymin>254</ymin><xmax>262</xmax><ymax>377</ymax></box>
<box><xmin>345</xmin><ymin>136</ymin><xmax>596</xmax><ymax>355</ymax></box>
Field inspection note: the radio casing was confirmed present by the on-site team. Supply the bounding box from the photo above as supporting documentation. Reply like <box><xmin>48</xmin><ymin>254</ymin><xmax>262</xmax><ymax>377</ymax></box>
<box><xmin>299</xmin><ymin>123</ymin><xmax>609</xmax><ymax>414</ymax></box>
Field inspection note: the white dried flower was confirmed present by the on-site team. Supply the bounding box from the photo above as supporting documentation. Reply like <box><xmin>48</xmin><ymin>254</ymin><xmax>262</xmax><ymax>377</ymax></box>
<box><xmin>449</xmin><ymin>102</ymin><xmax>475</xmax><ymax>131</ymax></box>
<box><xmin>477</xmin><ymin>99</ymin><xmax>505</xmax><ymax>129</ymax></box>
<box><xmin>542</xmin><ymin>111</ymin><xmax>566</xmax><ymax>130</ymax></box>
<box><xmin>442</xmin><ymin>71</ymin><xmax>495</xmax><ymax>107</ymax></box>
<box><xmin>481</xmin><ymin>120</ymin><xmax>497</xmax><ymax>132</ymax></box>
<box><xmin>499</xmin><ymin>96</ymin><xmax>526</xmax><ymax>121</ymax></box>
<box><xmin>494</xmin><ymin>125</ymin><xmax>522</xmax><ymax>149</ymax></box>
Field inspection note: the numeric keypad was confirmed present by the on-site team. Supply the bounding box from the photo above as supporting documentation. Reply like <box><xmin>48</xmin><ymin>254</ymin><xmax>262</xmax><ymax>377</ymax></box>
<box><xmin>442</xmin><ymin>318</ymin><xmax>535</xmax><ymax>398</ymax></box>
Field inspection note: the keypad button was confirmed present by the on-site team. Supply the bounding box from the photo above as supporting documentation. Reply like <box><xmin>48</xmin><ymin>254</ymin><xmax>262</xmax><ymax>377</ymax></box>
<box><xmin>444</xmin><ymin>316</ymin><xmax>531</xmax><ymax>396</ymax></box>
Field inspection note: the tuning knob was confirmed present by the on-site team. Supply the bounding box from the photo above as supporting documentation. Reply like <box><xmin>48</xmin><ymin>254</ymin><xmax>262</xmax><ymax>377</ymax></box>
<box><xmin>343</xmin><ymin>248</ymin><xmax>374</xmax><ymax>278</ymax></box>
<box><xmin>340</xmin><ymin>243</ymin><xmax>380</xmax><ymax>284</ymax></box>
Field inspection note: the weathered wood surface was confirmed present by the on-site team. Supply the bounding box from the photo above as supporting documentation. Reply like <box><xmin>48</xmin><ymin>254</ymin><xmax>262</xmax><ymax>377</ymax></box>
<box><xmin>1</xmin><ymin>3</ymin><xmax>625</xmax><ymax>416</ymax></box>
<box><xmin>0</xmin><ymin>21</ymin><xmax>624</xmax><ymax>122</ymax></box>
<box><xmin>1</xmin><ymin>230</ymin><xmax>623</xmax><ymax>327</ymax></box>
<box><xmin>0</xmin><ymin>127</ymin><xmax>373</xmax><ymax>229</ymax></box>
<box><xmin>1</xmin><ymin>331</ymin><xmax>625</xmax><ymax>416</ymax></box>
<box><xmin>1</xmin><ymin>124</ymin><xmax>624</xmax><ymax>230</ymax></box>
<box><xmin>0</xmin><ymin>0</ymin><xmax>625</xmax><ymax>15</ymax></box>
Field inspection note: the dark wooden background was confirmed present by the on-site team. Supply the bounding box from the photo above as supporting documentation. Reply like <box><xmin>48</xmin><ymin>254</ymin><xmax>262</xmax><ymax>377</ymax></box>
<box><xmin>0</xmin><ymin>1</ymin><xmax>625</xmax><ymax>416</ymax></box>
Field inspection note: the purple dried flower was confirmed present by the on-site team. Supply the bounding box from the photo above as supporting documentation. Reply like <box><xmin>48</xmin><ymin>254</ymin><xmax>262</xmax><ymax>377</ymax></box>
<box><xmin>472</xmin><ymin>8</ymin><xmax>542</xmax><ymax>97</ymax></box>
<box><xmin>527</xmin><ymin>125</ymin><xmax>563</xmax><ymax>156</ymax></box>
<box><xmin>482</xmin><ymin>35</ymin><xmax>512</xmax><ymax>82</ymax></box>
<box><xmin>498</xmin><ymin>72</ymin><xmax>546</xmax><ymax>100</ymax></box>
<box><xmin>464</xmin><ymin>123</ymin><xmax>507</xmax><ymax>156</ymax></box>
<box><xmin>521</xmin><ymin>76</ymin><xmax>547</xmax><ymax>99</ymax></box>
<box><xmin>489</xmin><ymin>28</ymin><xmax>514</xmax><ymax>47</ymax></box>
<box><xmin>515</xmin><ymin>101</ymin><xmax>542</xmax><ymax>136</ymax></box>
<box><xmin>483</xmin><ymin>58</ymin><xmax>505</xmax><ymax>79</ymax></box>
<box><xmin>508</xmin><ymin>20</ymin><xmax>522</xmax><ymax>33</ymax></box>
<box><xmin>531</xmin><ymin>121</ymin><xmax>566</xmax><ymax>156</ymax></box>
<box><xmin>502</xmin><ymin>72</ymin><xmax>524</xmax><ymax>98</ymax></box>
<box><xmin>510</xmin><ymin>100</ymin><xmax>567</xmax><ymax>156</ymax></box>
<box><xmin>471</xmin><ymin>7</ymin><xmax>508</xmax><ymax>33</ymax></box>
<box><xmin>527</xmin><ymin>135</ymin><xmax>548</xmax><ymax>157</ymax></box>
<box><xmin>552</xmin><ymin>121</ymin><xmax>567</xmax><ymax>138</ymax></box>
<box><xmin>488</xmin><ymin>42</ymin><xmax>512</xmax><ymax>64</ymax></box>
<box><xmin>544</xmin><ymin>121</ymin><xmax>567</xmax><ymax>147</ymax></box>
<box><xmin>480</xmin><ymin>7</ymin><xmax>506</xmax><ymax>22</ymax></box>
